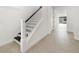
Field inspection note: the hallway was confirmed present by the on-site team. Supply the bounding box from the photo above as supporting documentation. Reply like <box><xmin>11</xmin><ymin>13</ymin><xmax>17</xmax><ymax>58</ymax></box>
<box><xmin>27</xmin><ymin>24</ymin><xmax>79</xmax><ymax>53</ymax></box>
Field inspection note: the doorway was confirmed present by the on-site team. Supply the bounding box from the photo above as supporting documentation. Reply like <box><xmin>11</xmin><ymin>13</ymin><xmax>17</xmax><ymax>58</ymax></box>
<box><xmin>57</xmin><ymin>16</ymin><xmax>67</xmax><ymax>31</ymax></box>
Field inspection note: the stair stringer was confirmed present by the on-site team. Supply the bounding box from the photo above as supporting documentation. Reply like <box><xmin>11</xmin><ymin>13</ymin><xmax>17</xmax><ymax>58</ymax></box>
<box><xmin>28</xmin><ymin>18</ymin><xmax>51</xmax><ymax>51</ymax></box>
<box><xmin>21</xmin><ymin>17</ymin><xmax>51</xmax><ymax>52</ymax></box>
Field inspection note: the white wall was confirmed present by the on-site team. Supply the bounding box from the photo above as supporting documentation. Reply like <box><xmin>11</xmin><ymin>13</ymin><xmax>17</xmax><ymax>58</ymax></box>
<box><xmin>67</xmin><ymin>7</ymin><xmax>79</xmax><ymax>40</ymax></box>
<box><xmin>0</xmin><ymin>6</ymin><xmax>39</xmax><ymax>46</ymax></box>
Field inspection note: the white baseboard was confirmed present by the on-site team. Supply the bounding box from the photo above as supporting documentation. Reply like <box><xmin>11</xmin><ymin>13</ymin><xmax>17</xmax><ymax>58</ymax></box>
<box><xmin>0</xmin><ymin>39</ymin><xmax>13</xmax><ymax>47</ymax></box>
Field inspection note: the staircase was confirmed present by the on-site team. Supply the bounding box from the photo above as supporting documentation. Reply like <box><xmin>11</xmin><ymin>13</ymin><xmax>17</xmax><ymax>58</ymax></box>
<box><xmin>14</xmin><ymin>6</ymin><xmax>42</xmax><ymax>45</ymax></box>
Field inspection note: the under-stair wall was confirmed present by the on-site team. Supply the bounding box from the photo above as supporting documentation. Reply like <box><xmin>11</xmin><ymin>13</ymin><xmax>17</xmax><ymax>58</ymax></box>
<box><xmin>21</xmin><ymin>7</ymin><xmax>53</xmax><ymax>52</ymax></box>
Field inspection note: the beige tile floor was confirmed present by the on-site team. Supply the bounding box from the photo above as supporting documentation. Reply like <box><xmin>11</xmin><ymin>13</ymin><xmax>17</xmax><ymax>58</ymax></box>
<box><xmin>0</xmin><ymin>24</ymin><xmax>79</xmax><ymax>53</ymax></box>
